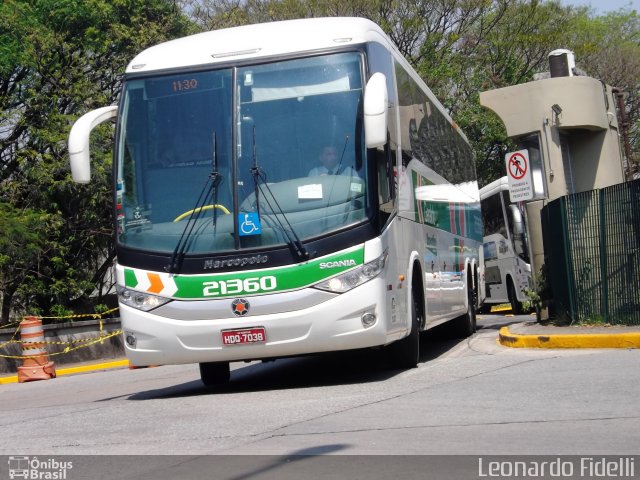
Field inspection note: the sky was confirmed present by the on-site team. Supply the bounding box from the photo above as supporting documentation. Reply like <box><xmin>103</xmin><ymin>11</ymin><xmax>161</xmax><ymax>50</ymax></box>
<box><xmin>561</xmin><ymin>0</ymin><xmax>638</xmax><ymax>14</ymax></box>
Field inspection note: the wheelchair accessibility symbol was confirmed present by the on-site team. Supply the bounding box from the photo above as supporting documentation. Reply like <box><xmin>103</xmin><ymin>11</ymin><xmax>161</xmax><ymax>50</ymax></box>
<box><xmin>238</xmin><ymin>212</ymin><xmax>262</xmax><ymax>236</ymax></box>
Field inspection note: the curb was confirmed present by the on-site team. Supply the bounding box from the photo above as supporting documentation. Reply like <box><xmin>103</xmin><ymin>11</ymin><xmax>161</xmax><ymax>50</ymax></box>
<box><xmin>0</xmin><ymin>359</ymin><xmax>130</xmax><ymax>385</ymax></box>
<box><xmin>498</xmin><ymin>326</ymin><xmax>640</xmax><ymax>349</ymax></box>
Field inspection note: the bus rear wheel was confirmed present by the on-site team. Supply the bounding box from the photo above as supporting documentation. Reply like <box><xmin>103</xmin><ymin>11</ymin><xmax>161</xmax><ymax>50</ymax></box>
<box><xmin>199</xmin><ymin>361</ymin><xmax>230</xmax><ymax>388</ymax></box>
<box><xmin>450</xmin><ymin>281</ymin><xmax>477</xmax><ymax>338</ymax></box>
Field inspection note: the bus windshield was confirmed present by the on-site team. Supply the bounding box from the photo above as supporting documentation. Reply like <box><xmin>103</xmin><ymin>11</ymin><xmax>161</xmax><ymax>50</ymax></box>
<box><xmin>116</xmin><ymin>52</ymin><xmax>368</xmax><ymax>255</ymax></box>
<box><xmin>481</xmin><ymin>189</ymin><xmax>529</xmax><ymax>263</ymax></box>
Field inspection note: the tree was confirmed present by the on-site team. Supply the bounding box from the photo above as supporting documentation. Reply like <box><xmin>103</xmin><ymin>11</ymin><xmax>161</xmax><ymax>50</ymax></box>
<box><xmin>0</xmin><ymin>0</ymin><xmax>194</xmax><ymax>321</ymax></box>
<box><xmin>462</xmin><ymin>4</ymin><xmax>640</xmax><ymax>183</ymax></box>
<box><xmin>0</xmin><ymin>203</ymin><xmax>55</xmax><ymax>321</ymax></box>
<box><xmin>179</xmin><ymin>0</ymin><xmax>383</xmax><ymax>30</ymax></box>
<box><xmin>3</xmin><ymin>0</ymin><xmax>636</xmax><ymax>321</ymax></box>
<box><xmin>566</xmin><ymin>9</ymin><xmax>640</xmax><ymax>172</ymax></box>
<box><xmin>177</xmin><ymin>0</ymin><xmax>596</xmax><ymax>186</ymax></box>
<box><xmin>450</xmin><ymin>0</ymin><xmax>587</xmax><ymax>185</ymax></box>
<box><xmin>181</xmin><ymin>1</ymin><xmax>639</xmax><ymax>186</ymax></box>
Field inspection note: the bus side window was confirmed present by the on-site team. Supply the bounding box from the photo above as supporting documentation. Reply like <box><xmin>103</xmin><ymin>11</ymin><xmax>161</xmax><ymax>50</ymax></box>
<box><xmin>377</xmin><ymin>142</ymin><xmax>394</xmax><ymax>214</ymax></box>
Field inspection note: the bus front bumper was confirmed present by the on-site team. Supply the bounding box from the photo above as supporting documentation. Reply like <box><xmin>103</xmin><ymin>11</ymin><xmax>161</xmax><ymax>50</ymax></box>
<box><xmin>121</xmin><ymin>279</ymin><xmax>401</xmax><ymax>366</ymax></box>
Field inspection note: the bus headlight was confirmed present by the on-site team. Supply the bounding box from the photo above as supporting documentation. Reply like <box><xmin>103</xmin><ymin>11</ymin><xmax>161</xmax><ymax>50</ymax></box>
<box><xmin>117</xmin><ymin>286</ymin><xmax>171</xmax><ymax>312</ymax></box>
<box><xmin>313</xmin><ymin>251</ymin><xmax>387</xmax><ymax>294</ymax></box>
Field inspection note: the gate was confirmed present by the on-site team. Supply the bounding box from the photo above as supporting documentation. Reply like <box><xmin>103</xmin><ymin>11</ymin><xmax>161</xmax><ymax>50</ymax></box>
<box><xmin>541</xmin><ymin>179</ymin><xmax>640</xmax><ymax>324</ymax></box>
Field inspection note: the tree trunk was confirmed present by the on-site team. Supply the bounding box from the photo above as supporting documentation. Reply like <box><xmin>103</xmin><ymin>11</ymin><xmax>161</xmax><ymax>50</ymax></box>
<box><xmin>1</xmin><ymin>286</ymin><xmax>16</xmax><ymax>324</ymax></box>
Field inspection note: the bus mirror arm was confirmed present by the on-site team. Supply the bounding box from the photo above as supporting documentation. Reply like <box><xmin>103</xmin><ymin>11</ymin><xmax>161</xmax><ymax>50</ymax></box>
<box><xmin>68</xmin><ymin>106</ymin><xmax>118</xmax><ymax>183</ymax></box>
<box><xmin>364</xmin><ymin>73</ymin><xmax>388</xmax><ymax>148</ymax></box>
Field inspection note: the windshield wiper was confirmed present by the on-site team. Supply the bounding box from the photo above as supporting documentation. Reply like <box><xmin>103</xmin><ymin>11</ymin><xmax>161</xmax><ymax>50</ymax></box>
<box><xmin>248</xmin><ymin>126</ymin><xmax>311</xmax><ymax>262</ymax></box>
<box><xmin>335</xmin><ymin>135</ymin><xmax>350</xmax><ymax>175</ymax></box>
<box><xmin>166</xmin><ymin>132</ymin><xmax>221</xmax><ymax>274</ymax></box>
<box><xmin>210</xmin><ymin>132</ymin><xmax>223</xmax><ymax>230</ymax></box>
<box><xmin>250</xmin><ymin>166</ymin><xmax>311</xmax><ymax>261</ymax></box>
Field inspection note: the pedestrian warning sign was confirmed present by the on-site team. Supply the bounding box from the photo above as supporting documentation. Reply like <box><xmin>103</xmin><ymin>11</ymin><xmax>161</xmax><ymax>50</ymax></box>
<box><xmin>505</xmin><ymin>149</ymin><xmax>533</xmax><ymax>202</ymax></box>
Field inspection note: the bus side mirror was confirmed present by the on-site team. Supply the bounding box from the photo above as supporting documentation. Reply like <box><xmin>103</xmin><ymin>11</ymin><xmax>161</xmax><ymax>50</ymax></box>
<box><xmin>68</xmin><ymin>106</ymin><xmax>118</xmax><ymax>183</ymax></box>
<box><xmin>509</xmin><ymin>204</ymin><xmax>524</xmax><ymax>235</ymax></box>
<box><xmin>364</xmin><ymin>73</ymin><xmax>388</xmax><ymax>148</ymax></box>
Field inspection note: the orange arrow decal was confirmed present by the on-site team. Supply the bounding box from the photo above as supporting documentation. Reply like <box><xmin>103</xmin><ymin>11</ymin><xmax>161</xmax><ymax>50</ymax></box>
<box><xmin>147</xmin><ymin>273</ymin><xmax>164</xmax><ymax>294</ymax></box>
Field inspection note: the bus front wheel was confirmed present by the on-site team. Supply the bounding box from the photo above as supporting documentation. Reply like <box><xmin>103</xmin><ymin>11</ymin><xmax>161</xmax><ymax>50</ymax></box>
<box><xmin>386</xmin><ymin>293</ymin><xmax>420</xmax><ymax>369</ymax></box>
<box><xmin>507</xmin><ymin>279</ymin><xmax>524</xmax><ymax>315</ymax></box>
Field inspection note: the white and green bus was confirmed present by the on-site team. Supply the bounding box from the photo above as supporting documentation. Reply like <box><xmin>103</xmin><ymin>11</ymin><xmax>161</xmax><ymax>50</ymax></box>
<box><xmin>480</xmin><ymin>176</ymin><xmax>532</xmax><ymax>314</ymax></box>
<box><xmin>69</xmin><ymin>17</ymin><xmax>482</xmax><ymax>387</ymax></box>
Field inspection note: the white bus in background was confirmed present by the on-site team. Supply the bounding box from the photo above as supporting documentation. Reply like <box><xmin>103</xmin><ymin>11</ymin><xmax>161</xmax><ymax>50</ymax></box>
<box><xmin>68</xmin><ymin>17</ymin><xmax>482</xmax><ymax>388</ymax></box>
<box><xmin>479</xmin><ymin>176</ymin><xmax>532</xmax><ymax>314</ymax></box>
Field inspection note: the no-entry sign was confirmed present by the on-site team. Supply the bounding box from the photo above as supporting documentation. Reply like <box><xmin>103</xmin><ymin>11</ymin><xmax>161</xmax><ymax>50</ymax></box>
<box><xmin>505</xmin><ymin>149</ymin><xmax>533</xmax><ymax>202</ymax></box>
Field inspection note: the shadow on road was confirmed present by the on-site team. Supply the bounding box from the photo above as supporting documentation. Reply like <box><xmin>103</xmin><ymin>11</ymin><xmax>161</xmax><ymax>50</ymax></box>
<box><xmin>127</xmin><ymin>316</ymin><xmax>526</xmax><ymax>401</ymax></box>
<box><xmin>127</xmin><ymin>348</ymin><xmax>397</xmax><ymax>400</ymax></box>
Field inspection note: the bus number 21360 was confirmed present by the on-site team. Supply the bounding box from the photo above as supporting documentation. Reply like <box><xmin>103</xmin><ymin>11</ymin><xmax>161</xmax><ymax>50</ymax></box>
<box><xmin>202</xmin><ymin>276</ymin><xmax>277</xmax><ymax>297</ymax></box>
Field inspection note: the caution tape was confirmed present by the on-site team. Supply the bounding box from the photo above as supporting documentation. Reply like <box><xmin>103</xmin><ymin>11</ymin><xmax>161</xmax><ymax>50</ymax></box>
<box><xmin>0</xmin><ymin>308</ymin><xmax>121</xmax><ymax>359</ymax></box>
<box><xmin>9</xmin><ymin>333</ymin><xmax>121</xmax><ymax>347</ymax></box>
<box><xmin>0</xmin><ymin>330</ymin><xmax>123</xmax><ymax>359</ymax></box>
<box><xmin>0</xmin><ymin>319</ymin><xmax>23</xmax><ymax>330</ymax></box>
<box><xmin>37</xmin><ymin>307</ymin><xmax>120</xmax><ymax>321</ymax></box>
<box><xmin>0</xmin><ymin>307</ymin><xmax>119</xmax><ymax>330</ymax></box>
<box><xmin>0</xmin><ymin>327</ymin><xmax>20</xmax><ymax>350</ymax></box>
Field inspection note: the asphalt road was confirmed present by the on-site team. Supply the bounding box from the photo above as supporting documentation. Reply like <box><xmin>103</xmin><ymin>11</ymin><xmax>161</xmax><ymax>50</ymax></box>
<box><xmin>1</xmin><ymin>314</ymin><xmax>639</xmax><ymax>463</ymax></box>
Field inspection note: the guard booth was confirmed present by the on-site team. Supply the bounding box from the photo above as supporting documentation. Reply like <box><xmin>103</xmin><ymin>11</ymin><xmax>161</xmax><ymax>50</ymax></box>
<box><xmin>480</xmin><ymin>49</ymin><xmax>627</xmax><ymax>318</ymax></box>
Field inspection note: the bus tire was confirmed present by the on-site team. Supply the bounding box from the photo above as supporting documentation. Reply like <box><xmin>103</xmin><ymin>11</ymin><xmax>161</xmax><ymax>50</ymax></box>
<box><xmin>450</xmin><ymin>280</ymin><xmax>477</xmax><ymax>338</ymax></box>
<box><xmin>199</xmin><ymin>361</ymin><xmax>230</xmax><ymax>387</ymax></box>
<box><xmin>387</xmin><ymin>292</ymin><xmax>420</xmax><ymax>369</ymax></box>
<box><xmin>478</xmin><ymin>303</ymin><xmax>492</xmax><ymax>314</ymax></box>
<box><xmin>507</xmin><ymin>279</ymin><xmax>524</xmax><ymax>315</ymax></box>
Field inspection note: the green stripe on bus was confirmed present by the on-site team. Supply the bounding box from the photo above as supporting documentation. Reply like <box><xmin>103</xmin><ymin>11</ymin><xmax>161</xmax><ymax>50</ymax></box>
<box><xmin>124</xmin><ymin>268</ymin><xmax>138</xmax><ymax>289</ymax></box>
<box><xmin>124</xmin><ymin>246</ymin><xmax>364</xmax><ymax>299</ymax></box>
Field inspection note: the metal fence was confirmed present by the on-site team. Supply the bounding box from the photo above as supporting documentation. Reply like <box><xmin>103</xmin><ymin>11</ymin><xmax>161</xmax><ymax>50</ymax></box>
<box><xmin>541</xmin><ymin>179</ymin><xmax>640</xmax><ymax>325</ymax></box>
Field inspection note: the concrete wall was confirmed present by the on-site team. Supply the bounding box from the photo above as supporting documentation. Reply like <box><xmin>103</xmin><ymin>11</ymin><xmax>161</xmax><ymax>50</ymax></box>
<box><xmin>524</xmin><ymin>199</ymin><xmax>546</xmax><ymax>284</ymax></box>
<box><xmin>569</xmin><ymin>128</ymin><xmax>625</xmax><ymax>193</ymax></box>
<box><xmin>0</xmin><ymin>319</ymin><xmax>124</xmax><ymax>374</ymax></box>
<box><xmin>480</xmin><ymin>76</ymin><xmax>624</xmax><ymax>197</ymax></box>
<box><xmin>480</xmin><ymin>76</ymin><xmax>615</xmax><ymax>136</ymax></box>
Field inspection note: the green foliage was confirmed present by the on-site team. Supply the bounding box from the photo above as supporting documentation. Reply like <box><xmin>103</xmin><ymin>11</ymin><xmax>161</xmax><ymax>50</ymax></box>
<box><xmin>522</xmin><ymin>288</ymin><xmax>540</xmax><ymax>314</ymax></box>
<box><xmin>566</xmin><ymin>9</ymin><xmax>640</xmax><ymax>170</ymax></box>
<box><xmin>93</xmin><ymin>303</ymin><xmax>109</xmax><ymax>314</ymax></box>
<box><xmin>2</xmin><ymin>0</ymin><xmax>638</xmax><ymax>322</ymax></box>
<box><xmin>49</xmin><ymin>304</ymin><xmax>75</xmax><ymax>319</ymax></box>
<box><xmin>0</xmin><ymin>202</ymin><xmax>55</xmax><ymax>320</ymax></box>
<box><xmin>523</xmin><ymin>264</ymin><xmax>550</xmax><ymax>315</ymax></box>
<box><xmin>454</xmin><ymin>102</ymin><xmax>517</xmax><ymax>187</ymax></box>
<box><xmin>180</xmin><ymin>1</ymin><xmax>638</xmax><ymax>186</ymax></box>
<box><xmin>0</xmin><ymin>0</ymin><xmax>194</xmax><ymax>321</ymax></box>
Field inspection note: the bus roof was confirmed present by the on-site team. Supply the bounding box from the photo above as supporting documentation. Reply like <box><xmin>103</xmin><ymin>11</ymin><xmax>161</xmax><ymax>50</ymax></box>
<box><xmin>126</xmin><ymin>17</ymin><xmax>390</xmax><ymax>74</ymax></box>
<box><xmin>479</xmin><ymin>176</ymin><xmax>509</xmax><ymax>201</ymax></box>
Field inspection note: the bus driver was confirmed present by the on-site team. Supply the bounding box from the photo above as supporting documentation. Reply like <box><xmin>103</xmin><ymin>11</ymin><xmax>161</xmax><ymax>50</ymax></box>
<box><xmin>308</xmin><ymin>145</ymin><xmax>357</xmax><ymax>177</ymax></box>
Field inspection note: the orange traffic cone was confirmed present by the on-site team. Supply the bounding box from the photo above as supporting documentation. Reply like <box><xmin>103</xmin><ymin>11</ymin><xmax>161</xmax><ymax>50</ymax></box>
<box><xmin>17</xmin><ymin>316</ymin><xmax>56</xmax><ymax>383</ymax></box>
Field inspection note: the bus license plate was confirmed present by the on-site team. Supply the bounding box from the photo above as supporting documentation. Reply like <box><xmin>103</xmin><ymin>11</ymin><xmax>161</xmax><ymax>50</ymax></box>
<box><xmin>222</xmin><ymin>327</ymin><xmax>266</xmax><ymax>346</ymax></box>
